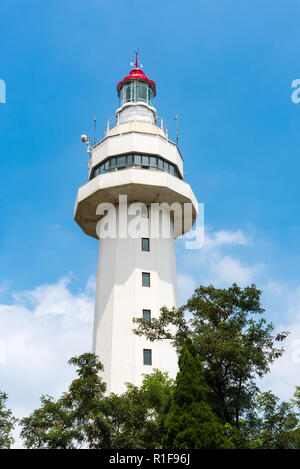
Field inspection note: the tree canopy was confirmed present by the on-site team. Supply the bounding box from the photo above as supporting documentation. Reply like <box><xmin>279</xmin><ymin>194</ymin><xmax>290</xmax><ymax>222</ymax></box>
<box><xmin>134</xmin><ymin>283</ymin><xmax>289</xmax><ymax>428</ymax></box>
<box><xmin>5</xmin><ymin>283</ymin><xmax>300</xmax><ymax>449</ymax></box>
<box><xmin>20</xmin><ymin>354</ymin><xmax>174</xmax><ymax>449</ymax></box>
<box><xmin>20</xmin><ymin>353</ymin><xmax>107</xmax><ymax>449</ymax></box>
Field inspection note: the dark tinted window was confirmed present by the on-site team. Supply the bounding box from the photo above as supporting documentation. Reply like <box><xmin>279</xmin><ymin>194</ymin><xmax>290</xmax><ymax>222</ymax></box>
<box><xmin>142</xmin><ymin>238</ymin><xmax>150</xmax><ymax>252</ymax></box>
<box><xmin>143</xmin><ymin>310</ymin><xmax>151</xmax><ymax>323</ymax></box>
<box><xmin>142</xmin><ymin>272</ymin><xmax>150</xmax><ymax>287</ymax></box>
<box><xmin>143</xmin><ymin>349</ymin><xmax>152</xmax><ymax>365</ymax></box>
<box><xmin>134</xmin><ymin>154</ymin><xmax>142</xmax><ymax>165</ymax></box>
<box><xmin>142</xmin><ymin>155</ymin><xmax>149</xmax><ymax>166</ymax></box>
<box><xmin>118</xmin><ymin>155</ymin><xmax>126</xmax><ymax>167</ymax></box>
<box><xmin>91</xmin><ymin>154</ymin><xmax>181</xmax><ymax>180</ymax></box>
<box><xmin>150</xmin><ymin>156</ymin><xmax>157</xmax><ymax>168</ymax></box>
<box><xmin>158</xmin><ymin>158</ymin><xmax>164</xmax><ymax>170</ymax></box>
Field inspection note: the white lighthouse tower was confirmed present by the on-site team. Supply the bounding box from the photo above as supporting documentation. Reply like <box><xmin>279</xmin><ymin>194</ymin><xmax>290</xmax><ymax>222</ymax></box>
<box><xmin>74</xmin><ymin>55</ymin><xmax>198</xmax><ymax>394</ymax></box>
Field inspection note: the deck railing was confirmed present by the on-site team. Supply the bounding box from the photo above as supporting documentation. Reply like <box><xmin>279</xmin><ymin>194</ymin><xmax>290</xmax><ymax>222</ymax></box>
<box><xmin>105</xmin><ymin>115</ymin><xmax>168</xmax><ymax>137</ymax></box>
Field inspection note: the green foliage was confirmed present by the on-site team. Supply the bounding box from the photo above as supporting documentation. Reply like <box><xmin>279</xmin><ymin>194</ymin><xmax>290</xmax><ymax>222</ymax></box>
<box><xmin>162</xmin><ymin>340</ymin><xmax>234</xmax><ymax>449</ymax></box>
<box><xmin>134</xmin><ymin>284</ymin><xmax>288</xmax><ymax>428</ymax></box>
<box><xmin>0</xmin><ymin>391</ymin><xmax>16</xmax><ymax>448</ymax></box>
<box><xmin>18</xmin><ymin>349</ymin><xmax>300</xmax><ymax>450</ymax></box>
<box><xmin>247</xmin><ymin>390</ymin><xmax>300</xmax><ymax>449</ymax></box>
<box><xmin>20</xmin><ymin>354</ymin><xmax>173</xmax><ymax>449</ymax></box>
<box><xmin>19</xmin><ymin>284</ymin><xmax>299</xmax><ymax>449</ymax></box>
<box><xmin>20</xmin><ymin>353</ymin><xmax>107</xmax><ymax>448</ymax></box>
<box><xmin>101</xmin><ymin>369</ymin><xmax>174</xmax><ymax>449</ymax></box>
<box><xmin>211</xmin><ymin>389</ymin><xmax>300</xmax><ymax>449</ymax></box>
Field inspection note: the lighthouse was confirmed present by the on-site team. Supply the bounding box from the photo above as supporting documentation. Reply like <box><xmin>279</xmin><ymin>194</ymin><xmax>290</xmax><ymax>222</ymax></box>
<box><xmin>74</xmin><ymin>55</ymin><xmax>198</xmax><ymax>394</ymax></box>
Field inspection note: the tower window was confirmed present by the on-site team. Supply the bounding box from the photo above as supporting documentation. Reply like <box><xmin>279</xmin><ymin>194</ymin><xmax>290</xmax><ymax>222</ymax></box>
<box><xmin>142</xmin><ymin>272</ymin><xmax>150</xmax><ymax>287</ymax></box>
<box><xmin>142</xmin><ymin>155</ymin><xmax>149</xmax><ymax>167</ymax></box>
<box><xmin>150</xmin><ymin>156</ymin><xmax>157</xmax><ymax>169</ymax></box>
<box><xmin>158</xmin><ymin>158</ymin><xmax>164</xmax><ymax>170</ymax></box>
<box><xmin>143</xmin><ymin>349</ymin><xmax>152</xmax><ymax>366</ymax></box>
<box><xmin>117</xmin><ymin>155</ymin><xmax>126</xmax><ymax>167</ymax></box>
<box><xmin>143</xmin><ymin>309</ymin><xmax>151</xmax><ymax>323</ymax></box>
<box><xmin>134</xmin><ymin>154</ymin><xmax>142</xmax><ymax>166</ymax></box>
<box><xmin>91</xmin><ymin>153</ymin><xmax>182</xmax><ymax>180</ymax></box>
<box><xmin>142</xmin><ymin>238</ymin><xmax>150</xmax><ymax>252</ymax></box>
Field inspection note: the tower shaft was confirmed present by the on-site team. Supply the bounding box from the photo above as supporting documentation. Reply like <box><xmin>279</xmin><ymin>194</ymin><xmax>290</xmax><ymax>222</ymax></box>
<box><xmin>93</xmin><ymin>205</ymin><xmax>178</xmax><ymax>394</ymax></box>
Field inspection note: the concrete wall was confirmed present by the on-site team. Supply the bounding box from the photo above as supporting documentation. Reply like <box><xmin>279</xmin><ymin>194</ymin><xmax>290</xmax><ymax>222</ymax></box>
<box><xmin>92</xmin><ymin>204</ymin><xmax>178</xmax><ymax>394</ymax></box>
<box><xmin>90</xmin><ymin>123</ymin><xmax>183</xmax><ymax>178</ymax></box>
<box><xmin>74</xmin><ymin>168</ymin><xmax>198</xmax><ymax>239</ymax></box>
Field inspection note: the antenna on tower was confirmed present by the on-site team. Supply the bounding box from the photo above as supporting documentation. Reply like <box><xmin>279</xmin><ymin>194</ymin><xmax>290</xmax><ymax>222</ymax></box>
<box><xmin>175</xmin><ymin>114</ymin><xmax>179</xmax><ymax>146</ymax></box>
<box><xmin>130</xmin><ymin>50</ymin><xmax>143</xmax><ymax>69</ymax></box>
<box><xmin>94</xmin><ymin>116</ymin><xmax>97</xmax><ymax>146</ymax></box>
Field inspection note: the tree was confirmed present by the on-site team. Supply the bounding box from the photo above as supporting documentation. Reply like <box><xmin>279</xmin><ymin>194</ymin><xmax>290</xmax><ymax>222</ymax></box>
<box><xmin>245</xmin><ymin>389</ymin><xmax>300</xmax><ymax>449</ymax></box>
<box><xmin>19</xmin><ymin>281</ymin><xmax>293</xmax><ymax>450</ymax></box>
<box><xmin>20</xmin><ymin>354</ymin><xmax>174</xmax><ymax>449</ymax></box>
<box><xmin>20</xmin><ymin>353</ymin><xmax>108</xmax><ymax>449</ymax></box>
<box><xmin>101</xmin><ymin>369</ymin><xmax>174</xmax><ymax>449</ymax></box>
<box><xmin>18</xmin><ymin>349</ymin><xmax>300</xmax><ymax>449</ymax></box>
<box><xmin>133</xmin><ymin>284</ymin><xmax>288</xmax><ymax>429</ymax></box>
<box><xmin>0</xmin><ymin>391</ymin><xmax>16</xmax><ymax>449</ymax></box>
<box><xmin>162</xmin><ymin>339</ymin><xmax>234</xmax><ymax>449</ymax></box>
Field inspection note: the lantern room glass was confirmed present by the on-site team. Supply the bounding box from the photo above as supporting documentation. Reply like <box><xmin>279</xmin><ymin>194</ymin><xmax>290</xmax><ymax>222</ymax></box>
<box><xmin>119</xmin><ymin>81</ymin><xmax>154</xmax><ymax>107</ymax></box>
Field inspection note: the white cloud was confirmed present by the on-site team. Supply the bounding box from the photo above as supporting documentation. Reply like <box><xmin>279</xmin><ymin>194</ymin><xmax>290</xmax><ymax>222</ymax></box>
<box><xmin>211</xmin><ymin>254</ymin><xmax>262</xmax><ymax>285</ymax></box>
<box><xmin>204</xmin><ymin>229</ymin><xmax>250</xmax><ymax>249</ymax></box>
<box><xmin>0</xmin><ymin>275</ymin><xmax>94</xmax><ymax>448</ymax></box>
<box><xmin>259</xmin><ymin>282</ymin><xmax>300</xmax><ymax>400</ymax></box>
<box><xmin>11</xmin><ymin>276</ymin><xmax>94</xmax><ymax>323</ymax></box>
<box><xmin>178</xmin><ymin>273</ymin><xmax>196</xmax><ymax>304</ymax></box>
<box><xmin>85</xmin><ymin>275</ymin><xmax>96</xmax><ymax>295</ymax></box>
<box><xmin>177</xmin><ymin>228</ymin><xmax>262</xmax><ymax>290</ymax></box>
<box><xmin>261</xmin><ymin>320</ymin><xmax>300</xmax><ymax>401</ymax></box>
<box><xmin>264</xmin><ymin>280</ymin><xmax>286</xmax><ymax>297</ymax></box>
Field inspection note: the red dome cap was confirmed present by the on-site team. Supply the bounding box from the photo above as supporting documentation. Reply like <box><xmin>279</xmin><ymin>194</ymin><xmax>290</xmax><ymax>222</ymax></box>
<box><xmin>117</xmin><ymin>54</ymin><xmax>156</xmax><ymax>97</ymax></box>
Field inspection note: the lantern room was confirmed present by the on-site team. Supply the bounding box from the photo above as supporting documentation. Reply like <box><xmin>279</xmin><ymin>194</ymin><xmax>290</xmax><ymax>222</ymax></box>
<box><xmin>117</xmin><ymin>54</ymin><xmax>156</xmax><ymax>108</ymax></box>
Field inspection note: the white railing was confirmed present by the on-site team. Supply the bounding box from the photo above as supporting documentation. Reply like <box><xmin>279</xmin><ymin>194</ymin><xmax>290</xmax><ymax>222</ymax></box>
<box><xmin>105</xmin><ymin>115</ymin><xmax>168</xmax><ymax>137</ymax></box>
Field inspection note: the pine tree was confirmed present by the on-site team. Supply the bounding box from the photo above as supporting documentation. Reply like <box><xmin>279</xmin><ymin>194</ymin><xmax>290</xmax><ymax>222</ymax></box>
<box><xmin>163</xmin><ymin>339</ymin><xmax>234</xmax><ymax>449</ymax></box>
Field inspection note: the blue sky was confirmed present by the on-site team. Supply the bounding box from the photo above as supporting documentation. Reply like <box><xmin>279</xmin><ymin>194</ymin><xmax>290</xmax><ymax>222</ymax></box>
<box><xmin>1</xmin><ymin>0</ymin><xmax>300</xmax><ymax>445</ymax></box>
